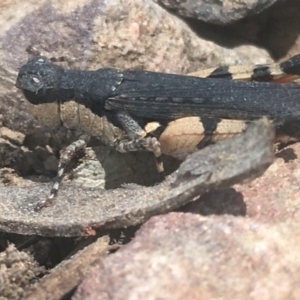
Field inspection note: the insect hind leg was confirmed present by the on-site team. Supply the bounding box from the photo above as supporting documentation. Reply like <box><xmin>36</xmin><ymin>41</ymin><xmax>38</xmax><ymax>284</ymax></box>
<box><xmin>115</xmin><ymin>136</ymin><xmax>164</xmax><ymax>174</ymax></box>
<box><xmin>116</xmin><ymin>111</ymin><xmax>164</xmax><ymax>174</ymax></box>
<box><xmin>35</xmin><ymin>136</ymin><xmax>89</xmax><ymax>211</ymax></box>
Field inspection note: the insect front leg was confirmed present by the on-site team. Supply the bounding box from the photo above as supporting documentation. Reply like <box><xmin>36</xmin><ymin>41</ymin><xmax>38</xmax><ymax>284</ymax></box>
<box><xmin>115</xmin><ymin>111</ymin><xmax>164</xmax><ymax>174</ymax></box>
<box><xmin>35</xmin><ymin>135</ymin><xmax>90</xmax><ymax>211</ymax></box>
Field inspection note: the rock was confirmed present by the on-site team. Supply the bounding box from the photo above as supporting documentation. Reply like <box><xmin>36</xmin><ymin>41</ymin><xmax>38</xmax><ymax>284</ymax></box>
<box><xmin>74</xmin><ymin>213</ymin><xmax>300</xmax><ymax>300</ymax></box>
<box><xmin>156</xmin><ymin>0</ymin><xmax>278</xmax><ymax>24</ymax></box>
<box><xmin>180</xmin><ymin>142</ymin><xmax>300</xmax><ymax>226</ymax></box>
<box><xmin>0</xmin><ymin>244</ymin><xmax>45</xmax><ymax>300</ymax></box>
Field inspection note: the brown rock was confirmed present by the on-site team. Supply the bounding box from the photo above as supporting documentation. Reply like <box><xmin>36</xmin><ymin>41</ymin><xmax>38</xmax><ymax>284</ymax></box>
<box><xmin>180</xmin><ymin>142</ymin><xmax>300</xmax><ymax>225</ymax></box>
<box><xmin>74</xmin><ymin>213</ymin><xmax>300</xmax><ymax>300</ymax></box>
<box><xmin>0</xmin><ymin>244</ymin><xmax>45</xmax><ymax>300</ymax></box>
<box><xmin>0</xmin><ymin>127</ymin><xmax>25</xmax><ymax>145</ymax></box>
<box><xmin>236</xmin><ymin>142</ymin><xmax>300</xmax><ymax>224</ymax></box>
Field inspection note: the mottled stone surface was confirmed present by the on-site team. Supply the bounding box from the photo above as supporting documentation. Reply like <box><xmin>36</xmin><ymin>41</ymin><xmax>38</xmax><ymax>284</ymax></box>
<box><xmin>0</xmin><ymin>244</ymin><xmax>45</xmax><ymax>300</ymax></box>
<box><xmin>74</xmin><ymin>213</ymin><xmax>300</xmax><ymax>300</ymax></box>
<box><xmin>181</xmin><ymin>142</ymin><xmax>300</xmax><ymax>226</ymax></box>
<box><xmin>156</xmin><ymin>0</ymin><xmax>278</xmax><ymax>24</ymax></box>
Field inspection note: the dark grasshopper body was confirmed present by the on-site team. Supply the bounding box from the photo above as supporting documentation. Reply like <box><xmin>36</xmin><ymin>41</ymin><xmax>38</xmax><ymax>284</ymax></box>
<box><xmin>17</xmin><ymin>55</ymin><xmax>300</xmax><ymax>119</ymax></box>
<box><xmin>16</xmin><ymin>54</ymin><xmax>300</xmax><ymax>210</ymax></box>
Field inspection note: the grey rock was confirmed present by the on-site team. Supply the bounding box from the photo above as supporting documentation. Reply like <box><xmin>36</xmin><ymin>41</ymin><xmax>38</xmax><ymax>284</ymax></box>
<box><xmin>156</xmin><ymin>0</ymin><xmax>278</xmax><ymax>24</ymax></box>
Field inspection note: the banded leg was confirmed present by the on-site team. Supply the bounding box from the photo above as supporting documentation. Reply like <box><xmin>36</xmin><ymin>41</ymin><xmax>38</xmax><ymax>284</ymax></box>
<box><xmin>116</xmin><ymin>111</ymin><xmax>164</xmax><ymax>174</ymax></box>
<box><xmin>115</xmin><ymin>136</ymin><xmax>164</xmax><ymax>173</ymax></box>
<box><xmin>35</xmin><ymin>137</ymin><xmax>89</xmax><ymax>211</ymax></box>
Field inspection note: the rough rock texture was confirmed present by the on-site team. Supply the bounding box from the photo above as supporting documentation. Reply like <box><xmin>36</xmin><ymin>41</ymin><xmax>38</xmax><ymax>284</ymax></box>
<box><xmin>0</xmin><ymin>244</ymin><xmax>45</xmax><ymax>300</ymax></box>
<box><xmin>156</xmin><ymin>0</ymin><xmax>278</xmax><ymax>24</ymax></box>
<box><xmin>211</xmin><ymin>0</ymin><xmax>300</xmax><ymax>59</ymax></box>
<box><xmin>237</xmin><ymin>143</ymin><xmax>300</xmax><ymax>224</ymax></box>
<box><xmin>74</xmin><ymin>213</ymin><xmax>300</xmax><ymax>300</ymax></box>
<box><xmin>181</xmin><ymin>143</ymin><xmax>300</xmax><ymax>226</ymax></box>
<box><xmin>71</xmin><ymin>138</ymin><xmax>300</xmax><ymax>300</ymax></box>
<box><xmin>24</xmin><ymin>237</ymin><xmax>111</xmax><ymax>300</ymax></box>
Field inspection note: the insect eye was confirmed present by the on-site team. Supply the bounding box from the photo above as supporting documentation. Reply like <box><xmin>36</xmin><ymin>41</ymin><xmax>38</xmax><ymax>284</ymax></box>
<box><xmin>31</xmin><ymin>77</ymin><xmax>40</xmax><ymax>84</ymax></box>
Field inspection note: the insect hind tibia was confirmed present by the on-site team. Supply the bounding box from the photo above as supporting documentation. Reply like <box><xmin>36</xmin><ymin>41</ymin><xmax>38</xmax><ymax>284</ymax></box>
<box><xmin>34</xmin><ymin>137</ymin><xmax>89</xmax><ymax>211</ymax></box>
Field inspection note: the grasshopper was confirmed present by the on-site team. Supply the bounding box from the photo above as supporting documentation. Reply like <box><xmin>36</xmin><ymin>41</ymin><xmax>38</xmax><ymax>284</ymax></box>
<box><xmin>16</xmin><ymin>53</ymin><xmax>300</xmax><ymax>210</ymax></box>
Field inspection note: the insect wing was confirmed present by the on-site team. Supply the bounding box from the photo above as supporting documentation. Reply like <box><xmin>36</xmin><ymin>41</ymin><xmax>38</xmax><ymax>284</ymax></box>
<box><xmin>105</xmin><ymin>69</ymin><xmax>300</xmax><ymax>120</ymax></box>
